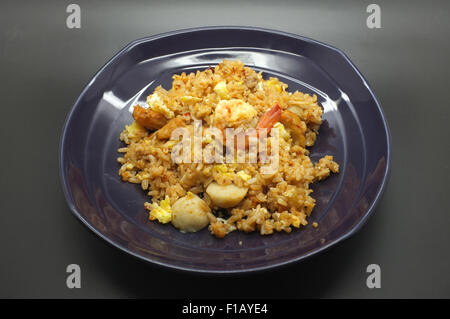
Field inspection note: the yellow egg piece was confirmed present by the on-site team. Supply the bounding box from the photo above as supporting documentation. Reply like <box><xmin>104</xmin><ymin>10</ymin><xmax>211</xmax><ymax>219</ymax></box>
<box><xmin>213</xmin><ymin>80</ymin><xmax>229</xmax><ymax>99</ymax></box>
<box><xmin>125</xmin><ymin>120</ymin><xmax>147</xmax><ymax>138</ymax></box>
<box><xmin>147</xmin><ymin>93</ymin><xmax>174</xmax><ymax>119</ymax></box>
<box><xmin>181</xmin><ymin>95</ymin><xmax>202</xmax><ymax>104</ymax></box>
<box><xmin>291</xmin><ymin>215</ymin><xmax>300</xmax><ymax>228</ymax></box>
<box><xmin>149</xmin><ymin>196</ymin><xmax>172</xmax><ymax>224</ymax></box>
<box><xmin>236</xmin><ymin>170</ymin><xmax>251</xmax><ymax>182</ymax></box>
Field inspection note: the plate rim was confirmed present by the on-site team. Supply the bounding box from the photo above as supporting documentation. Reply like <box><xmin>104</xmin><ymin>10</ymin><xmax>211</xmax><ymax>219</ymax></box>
<box><xmin>59</xmin><ymin>26</ymin><xmax>392</xmax><ymax>274</ymax></box>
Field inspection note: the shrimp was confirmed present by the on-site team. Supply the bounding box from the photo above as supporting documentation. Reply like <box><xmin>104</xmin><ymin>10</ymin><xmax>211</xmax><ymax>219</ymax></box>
<box><xmin>255</xmin><ymin>104</ymin><xmax>281</xmax><ymax>134</ymax></box>
<box><xmin>233</xmin><ymin>104</ymin><xmax>281</xmax><ymax>150</ymax></box>
<box><xmin>156</xmin><ymin>117</ymin><xmax>186</xmax><ymax>140</ymax></box>
<box><xmin>132</xmin><ymin>105</ymin><xmax>168</xmax><ymax>130</ymax></box>
<box><xmin>280</xmin><ymin>110</ymin><xmax>306</xmax><ymax>147</ymax></box>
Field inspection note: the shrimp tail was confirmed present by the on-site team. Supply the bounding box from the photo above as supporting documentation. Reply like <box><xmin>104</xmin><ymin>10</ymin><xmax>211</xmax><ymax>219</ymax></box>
<box><xmin>256</xmin><ymin>104</ymin><xmax>282</xmax><ymax>135</ymax></box>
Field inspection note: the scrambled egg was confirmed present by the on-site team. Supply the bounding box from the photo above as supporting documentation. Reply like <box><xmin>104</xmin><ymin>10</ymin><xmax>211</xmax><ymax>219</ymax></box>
<box><xmin>163</xmin><ymin>140</ymin><xmax>178</xmax><ymax>149</ymax></box>
<box><xmin>214</xmin><ymin>99</ymin><xmax>257</xmax><ymax>128</ymax></box>
<box><xmin>236</xmin><ymin>170</ymin><xmax>251</xmax><ymax>182</ymax></box>
<box><xmin>214</xmin><ymin>81</ymin><xmax>229</xmax><ymax>99</ymax></box>
<box><xmin>181</xmin><ymin>95</ymin><xmax>202</xmax><ymax>104</ymax></box>
<box><xmin>266</xmin><ymin>78</ymin><xmax>287</xmax><ymax>93</ymax></box>
<box><xmin>149</xmin><ymin>196</ymin><xmax>172</xmax><ymax>224</ymax></box>
<box><xmin>213</xmin><ymin>165</ymin><xmax>251</xmax><ymax>182</ymax></box>
<box><xmin>213</xmin><ymin>164</ymin><xmax>235</xmax><ymax>178</ymax></box>
<box><xmin>147</xmin><ymin>93</ymin><xmax>174</xmax><ymax>119</ymax></box>
<box><xmin>273</xmin><ymin>122</ymin><xmax>290</xmax><ymax>140</ymax></box>
<box><xmin>125</xmin><ymin>120</ymin><xmax>147</xmax><ymax>138</ymax></box>
<box><xmin>291</xmin><ymin>215</ymin><xmax>301</xmax><ymax>228</ymax></box>
<box><xmin>214</xmin><ymin>164</ymin><xmax>228</xmax><ymax>174</ymax></box>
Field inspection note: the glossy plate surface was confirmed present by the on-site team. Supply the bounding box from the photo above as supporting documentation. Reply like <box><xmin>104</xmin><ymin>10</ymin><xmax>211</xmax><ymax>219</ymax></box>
<box><xmin>59</xmin><ymin>27</ymin><xmax>391</xmax><ymax>273</ymax></box>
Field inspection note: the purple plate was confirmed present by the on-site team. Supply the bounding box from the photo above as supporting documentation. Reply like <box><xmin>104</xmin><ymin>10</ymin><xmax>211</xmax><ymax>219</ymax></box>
<box><xmin>59</xmin><ymin>27</ymin><xmax>391</xmax><ymax>273</ymax></box>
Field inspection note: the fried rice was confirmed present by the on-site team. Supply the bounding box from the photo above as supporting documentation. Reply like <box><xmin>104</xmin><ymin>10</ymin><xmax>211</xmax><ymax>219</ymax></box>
<box><xmin>117</xmin><ymin>60</ymin><xmax>338</xmax><ymax>238</ymax></box>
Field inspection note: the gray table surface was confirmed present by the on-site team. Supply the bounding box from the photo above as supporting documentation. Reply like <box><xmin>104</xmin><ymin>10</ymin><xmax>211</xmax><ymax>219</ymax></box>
<box><xmin>1</xmin><ymin>0</ymin><xmax>449</xmax><ymax>298</ymax></box>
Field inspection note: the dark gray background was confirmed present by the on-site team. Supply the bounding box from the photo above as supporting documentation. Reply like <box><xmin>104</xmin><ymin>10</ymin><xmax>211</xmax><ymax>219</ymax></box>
<box><xmin>1</xmin><ymin>0</ymin><xmax>449</xmax><ymax>298</ymax></box>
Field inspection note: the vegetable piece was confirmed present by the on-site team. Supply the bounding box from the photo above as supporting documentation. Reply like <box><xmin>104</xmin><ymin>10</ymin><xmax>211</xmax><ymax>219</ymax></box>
<box><xmin>171</xmin><ymin>193</ymin><xmax>211</xmax><ymax>232</ymax></box>
<box><xmin>206</xmin><ymin>182</ymin><xmax>248</xmax><ymax>208</ymax></box>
